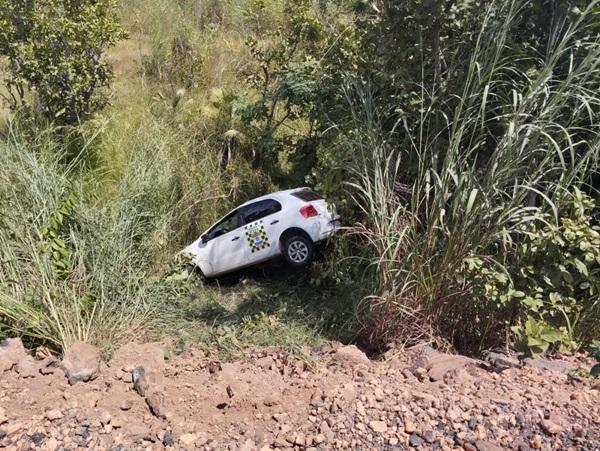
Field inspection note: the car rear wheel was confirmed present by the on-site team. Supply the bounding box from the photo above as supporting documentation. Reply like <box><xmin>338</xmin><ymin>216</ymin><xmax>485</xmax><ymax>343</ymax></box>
<box><xmin>283</xmin><ymin>235</ymin><xmax>314</xmax><ymax>267</ymax></box>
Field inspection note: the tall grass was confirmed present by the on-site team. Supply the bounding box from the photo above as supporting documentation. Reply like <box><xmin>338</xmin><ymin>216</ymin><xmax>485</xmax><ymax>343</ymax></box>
<box><xmin>0</xmin><ymin>122</ymin><xmax>183</xmax><ymax>352</ymax></box>
<box><xmin>349</xmin><ymin>0</ymin><xmax>600</xmax><ymax>350</ymax></box>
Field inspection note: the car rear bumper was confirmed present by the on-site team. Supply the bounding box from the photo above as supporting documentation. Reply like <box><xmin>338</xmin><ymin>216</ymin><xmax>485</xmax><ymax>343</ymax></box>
<box><xmin>316</xmin><ymin>217</ymin><xmax>340</xmax><ymax>241</ymax></box>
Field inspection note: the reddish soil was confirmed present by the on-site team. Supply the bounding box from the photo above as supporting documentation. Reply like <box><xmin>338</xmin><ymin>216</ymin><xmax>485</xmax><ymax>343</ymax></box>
<box><xmin>0</xmin><ymin>340</ymin><xmax>599</xmax><ymax>450</ymax></box>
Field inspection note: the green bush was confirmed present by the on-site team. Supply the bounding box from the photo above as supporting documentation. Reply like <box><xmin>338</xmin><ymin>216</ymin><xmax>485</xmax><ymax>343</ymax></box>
<box><xmin>466</xmin><ymin>189</ymin><xmax>600</xmax><ymax>354</ymax></box>
<box><xmin>347</xmin><ymin>1</ymin><xmax>600</xmax><ymax>352</ymax></box>
<box><xmin>0</xmin><ymin>0</ymin><xmax>125</xmax><ymax>124</ymax></box>
<box><xmin>511</xmin><ymin>190</ymin><xmax>599</xmax><ymax>353</ymax></box>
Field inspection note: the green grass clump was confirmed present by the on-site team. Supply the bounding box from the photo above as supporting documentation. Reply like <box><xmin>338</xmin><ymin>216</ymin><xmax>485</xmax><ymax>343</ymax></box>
<box><xmin>348</xmin><ymin>1</ymin><xmax>600</xmax><ymax>352</ymax></box>
<box><xmin>0</xmin><ymin>123</ymin><xmax>179</xmax><ymax>353</ymax></box>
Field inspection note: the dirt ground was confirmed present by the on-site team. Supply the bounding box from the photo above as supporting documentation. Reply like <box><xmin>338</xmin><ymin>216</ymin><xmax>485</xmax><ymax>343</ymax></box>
<box><xmin>1</xmin><ymin>339</ymin><xmax>599</xmax><ymax>451</ymax></box>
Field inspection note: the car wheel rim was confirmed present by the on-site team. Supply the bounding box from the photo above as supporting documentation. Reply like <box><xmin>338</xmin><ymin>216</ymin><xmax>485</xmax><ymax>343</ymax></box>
<box><xmin>288</xmin><ymin>240</ymin><xmax>309</xmax><ymax>263</ymax></box>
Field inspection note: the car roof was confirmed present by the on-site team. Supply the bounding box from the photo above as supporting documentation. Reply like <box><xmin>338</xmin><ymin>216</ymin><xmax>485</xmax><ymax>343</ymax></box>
<box><xmin>239</xmin><ymin>187</ymin><xmax>311</xmax><ymax>207</ymax></box>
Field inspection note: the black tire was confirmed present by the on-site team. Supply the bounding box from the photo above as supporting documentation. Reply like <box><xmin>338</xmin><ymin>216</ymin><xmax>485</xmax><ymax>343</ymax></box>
<box><xmin>282</xmin><ymin>235</ymin><xmax>314</xmax><ymax>267</ymax></box>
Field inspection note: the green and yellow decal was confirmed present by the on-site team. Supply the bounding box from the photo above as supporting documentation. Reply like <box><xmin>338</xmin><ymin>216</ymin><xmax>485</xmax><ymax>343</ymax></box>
<box><xmin>244</xmin><ymin>220</ymin><xmax>270</xmax><ymax>253</ymax></box>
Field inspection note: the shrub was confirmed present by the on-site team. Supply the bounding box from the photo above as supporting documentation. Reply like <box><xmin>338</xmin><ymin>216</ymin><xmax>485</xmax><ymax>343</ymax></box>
<box><xmin>0</xmin><ymin>0</ymin><xmax>125</xmax><ymax>124</ymax></box>
<box><xmin>348</xmin><ymin>0</ymin><xmax>600</xmax><ymax>352</ymax></box>
<box><xmin>510</xmin><ymin>190</ymin><xmax>600</xmax><ymax>354</ymax></box>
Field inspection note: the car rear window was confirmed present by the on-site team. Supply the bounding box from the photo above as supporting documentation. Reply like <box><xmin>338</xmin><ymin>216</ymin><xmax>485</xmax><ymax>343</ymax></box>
<box><xmin>291</xmin><ymin>189</ymin><xmax>323</xmax><ymax>201</ymax></box>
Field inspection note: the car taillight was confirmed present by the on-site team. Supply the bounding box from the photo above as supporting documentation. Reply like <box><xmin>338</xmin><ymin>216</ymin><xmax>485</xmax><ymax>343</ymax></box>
<box><xmin>300</xmin><ymin>204</ymin><xmax>318</xmax><ymax>218</ymax></box>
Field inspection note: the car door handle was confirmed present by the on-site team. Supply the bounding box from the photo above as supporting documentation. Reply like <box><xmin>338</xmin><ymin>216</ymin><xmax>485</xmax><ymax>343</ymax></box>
<box><xmin>231</xmin><ymin>236</ymin><xmax>240</xmax><ymax>241</ymax></box>
<box><xmin>270</xmin><ymin>220</ymin><xmax>279</xmax><ymax>225</ymax></box>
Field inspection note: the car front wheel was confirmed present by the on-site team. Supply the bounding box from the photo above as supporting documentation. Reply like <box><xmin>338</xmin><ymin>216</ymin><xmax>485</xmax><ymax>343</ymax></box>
<box><xmin>283</xmin><ymin>235</ymin><xmax>314</xmax><ymax>267</ymax></box>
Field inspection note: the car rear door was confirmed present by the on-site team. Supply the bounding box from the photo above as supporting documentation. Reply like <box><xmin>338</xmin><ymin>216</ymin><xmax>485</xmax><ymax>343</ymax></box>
<box><xmin>240</xmin><ymin>199</ymin><xmax>284</xmax><ymax>262</ymax></box>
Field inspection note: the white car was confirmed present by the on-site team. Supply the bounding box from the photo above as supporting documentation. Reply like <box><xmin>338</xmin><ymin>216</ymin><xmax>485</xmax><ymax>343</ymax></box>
<box><xmin>182</xmin><ymin>188</ymin><xmax>340</xmax><ymax>278</ymax></box>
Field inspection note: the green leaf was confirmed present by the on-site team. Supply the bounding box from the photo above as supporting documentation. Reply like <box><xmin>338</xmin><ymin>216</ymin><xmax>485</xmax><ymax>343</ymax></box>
<box><xmin>540</xmin><ymin>325</ymin><xmax>563</xmax><ymax>343</ymax></box>
<box><xmin>572</xmin><ymin>258</ymin><xmax>588</xmax><ymax>276</ymax></box>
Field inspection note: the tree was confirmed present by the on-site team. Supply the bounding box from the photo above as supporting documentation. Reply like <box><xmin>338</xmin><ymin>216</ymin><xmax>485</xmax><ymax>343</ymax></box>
<box><xmin>0</xmin><ymin>0</ymin><xmax>125</xmax><ymax>124</ymax></box>
<box><xmin>240</xmin><ymin>0</ymin><xmax>325</xmax><ymax>185</ymax></box>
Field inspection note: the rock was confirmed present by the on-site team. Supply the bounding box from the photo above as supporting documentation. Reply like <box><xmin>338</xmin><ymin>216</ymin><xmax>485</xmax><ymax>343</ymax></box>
<box><xmin>409</xmin><ymin>433</ymin><xmax>424</xmax><ymax>447</ymax></box>
<box><xmin>530</xmin><ymin>434</ymin><xmax>543</xmax><ymax>449</ymax></box>
<box><xmin>180</xmin><ymin>433</ymin><xmax>198</xmax><ymax>446</ymax></box>
<box><xmin>0</xmin><ymin>338</ymin><xmax>27</xmax><ymax>372</ymax></box>
<box><xmin>35</xmin><ymin>346</ymin><xmax>53</xmax><ymax>360</ymax></box>
<box><xmin>414</xmin><ymin>367</ymin><xmax>428</xmax><ymax>380</ymax></box>
<box><xmin>476</xmin><ymin>439</ymin><xmax>503</xmax><ymax>451</ymax></box>
<box><xmin>332</xmin><ymin>345</ymin><xmax>370</xmax><ymax>366</ymax></box>
<box><xmin>39</xmin><ymin>356</ymin><xmax>59</xmax><ymax>375</ymax></box>
<box><xmin>146</xmin><ymin>390</ymin><xmax>166</xmax><ymax>419</ymax></box>
<box><xmin>110</xmin><ymin>342</ymin><xmax>165</xmax><ymax>381</ymax></box>
<box><xmin>120</xmin><ymin>399</ymin><xmax>133</xmax><ymax>411</ymax></box>
<box><xmin>541</xmin><ymin>419</ymin><xmax>562</xmax><ymax>435</ymax></box>
<box><xmin>208</xmin><ymin>361</ymin><xmax>222</xmax><ymax>374</ymax></box>
<box><xmin>3</xmin><ymin>421</ymin><xmax>23</xmax><ymax>436</ymax></box>
<box><xmin>423</xmin><ymin>430</ymin><xmax>435</xmax><ymax>444</ymax></box>
<box><xmin>404</xmin><ymin>420</ymin><xmax>417</xmax><ymax>434</ymax></box>
<box><xmin>256</xmin><ymin>355</ymin><xmax>275</xmax><ymax>370</ymax></box>
<box><xmin>163</xmin><ymin>430</ymin><xmax>175</xmax><ymax>446</ymax></box>
<box><xmin>524</xmin><ymin>357</ymin><xmax>573</xmax><ymax>374</ymax></box>
<box><xmin>273</xmin><ymin>434</ymin><xmax>289</xmax><ymax>448</ymax></box>
<box><xmin>402</xmin><ymin>368</ymin><xmax>414</xmax><ymax>379</ymax></box>
<box><xmin>239</xmin><ymin>439</ymin><xmax>256</xmax><ymax>451</ymax></box>
<box><xmin>42</xmin><ymin>436</ymin><xmax>59</xmax><ymax>451</ymax></box>
<box><xmin>427</xmin><ymin>352</ymin><xmax>475</xmax><ymax>381</ymax></box>
<box><xmin>482</xmin><ymin>351</ymin><xmax>520</xmax><ymax>372</ymax></box>
<box><xmin>99</xmin><ymin>411</ymin><xmax>112</xmax><ymax>426</ymax></box>
<box><xmin>339</xmin><ymin>383</ymin><xmax>356</xmax><ymax>402</ymax></box>
<box><xmin>124</xmin><ymin>423</ymin><xmax>151</xmax><ymax>441</ymax></box>
<box><xmin>29</xmin><ymin>432</ymin><xmax>46</xmax><ymax>445</ymax></box>
<box><xmin>446</xmin><ymin>406</ymin><xmax>462</xmax><ymax>422</ymax></box>
<box><xmin>111</xmin><ymin>416</ymin><xmax>124</xmax><ymax>429</ymax></box>
<box><xmin>45</xmin><ymin>409</ymin><xmax>63</xmax><ymax>421</ymax></box>
<box><xmin>61</xmin><ymin>341</ymin><xmax>101</xmax><ymax>384</ymax></box>
<box><xmin>411</xmin><ymin>390</ymin><xmax>437</xmax><ymax>404</ymax></box>
<box><xmin>132</xmin><ymin>366</ymin><xmax>149</xmax><ymax>396</ymax></box>
<box><xmin>319</xmin><ymin>421</ymin><xmax>334</xmax><ymax>442</ymax></box>
<box><xmin>590</xmin><ymin>363</ymin><xmax>600</xmax><ymax>377</ymax></box>
<box><xmin>15</xmin><ymin>356</ymin><xmax>37</xmax><ymax>378</ymax></box>
<box><xmin>0</xmin><ymin>406</ymin><xmax>7</xmax><ymax>424</ymax></box>
<box><xmin>75</xmin><ymin>425</ymin><xmax>90</xmax><ymax>438</ymax></box>
<box><xmin>195</xmin><ymin>432</ymin><xmax>209</xmax><ymax>446</ymax></box>
<box><xmin>443</xmin><ymin>367</ymin><xmax>473</xmax><ymax>385</ymax></box>
<box><xmin>292</xmin><ymin>433</ymin><xmax>306</xmax><ymax>446</ymax></box>
<box><xmin>369</xmin><ymin>420</ymin><xmax>387</xmax><ymax>433</ymax></box>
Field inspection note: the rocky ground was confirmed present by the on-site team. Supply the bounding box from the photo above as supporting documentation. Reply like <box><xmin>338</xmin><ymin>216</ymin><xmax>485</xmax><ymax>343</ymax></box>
<box><xmin>0</xmin><ymin>338</ymin><xmax>599</xmax><ymax>451</ymax></box>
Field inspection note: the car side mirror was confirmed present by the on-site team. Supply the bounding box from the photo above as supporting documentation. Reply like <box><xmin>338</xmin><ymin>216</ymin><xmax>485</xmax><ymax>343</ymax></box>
<box><xmin>201</xmin><ymin>235</ymin><xmax>209</xmax><ymax>244</ymax></box>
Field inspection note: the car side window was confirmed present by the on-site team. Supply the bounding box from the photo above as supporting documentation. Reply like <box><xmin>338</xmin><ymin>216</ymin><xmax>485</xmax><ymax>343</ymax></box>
<box><xmin>241</xmin><ymin>199</ymin><xmax>282</xmax><ymax>224</ymax></box>
<box><xmin>206</xmin><ymin>210</ymin><xmax>241</xmax><ymax>240</ymax></box>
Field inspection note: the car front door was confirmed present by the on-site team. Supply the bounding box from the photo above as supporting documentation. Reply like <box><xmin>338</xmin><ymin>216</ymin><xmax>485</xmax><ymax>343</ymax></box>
<box><xmin>240</xmin><ymin>199</ymin><xmax>283</xmax><ymax>262</ymax></box>
<box><xmin>203</xmin><ymin>209</ymin><xmax>248</xmax><ymax>274</ymax></box>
